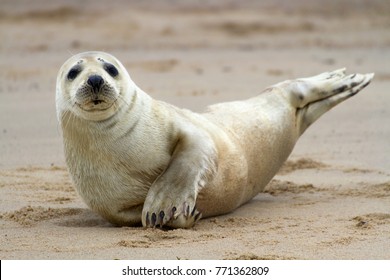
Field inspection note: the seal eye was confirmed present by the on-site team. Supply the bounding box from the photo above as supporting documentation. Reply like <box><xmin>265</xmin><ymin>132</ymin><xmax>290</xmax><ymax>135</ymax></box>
<box><xmin>67</xmin><ymin>66</ymin><xmax>82</xmax><ymax>81</ymax></box>
<box><xmin>103</xmin><ymin>63</ymin><xmax>119</xmax><ymax>77</ymax></box>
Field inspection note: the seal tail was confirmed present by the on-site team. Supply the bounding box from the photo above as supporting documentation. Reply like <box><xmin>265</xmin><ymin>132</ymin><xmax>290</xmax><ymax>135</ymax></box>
<box><xmin>287</xmin><ymin>69</ymin><xmax>374</xmax><ymax>135</ymax></box>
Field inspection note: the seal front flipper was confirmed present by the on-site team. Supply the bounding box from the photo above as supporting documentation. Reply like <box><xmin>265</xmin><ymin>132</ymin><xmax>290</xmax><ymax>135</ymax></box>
<box><xmin>141</xmin><ymin>126</ymin><xmax>217</xmax><ymax>228</ymax></box>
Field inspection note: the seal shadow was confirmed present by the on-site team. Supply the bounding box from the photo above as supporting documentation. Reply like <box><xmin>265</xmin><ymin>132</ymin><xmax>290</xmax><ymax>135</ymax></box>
<box><xmin>56</xmin><ymin>208</ymin><xmax>177</xmax><ymax>230</ymax></box>
<box><xmin>56</xmin><ymin>208</ymin><xmax>114</xmax><ymax>228</ymax></box>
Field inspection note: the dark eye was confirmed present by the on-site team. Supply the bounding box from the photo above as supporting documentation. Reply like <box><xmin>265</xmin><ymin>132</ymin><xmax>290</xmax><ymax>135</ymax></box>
<box><xmin>67</xmin><ymin>66</ymin><xmax>82</xmax><ymax>80</ymax></box>
<box><xmin>103</xmin><ymin>63</ymin><xmax>119</xmax><ymax>77</ymax></box>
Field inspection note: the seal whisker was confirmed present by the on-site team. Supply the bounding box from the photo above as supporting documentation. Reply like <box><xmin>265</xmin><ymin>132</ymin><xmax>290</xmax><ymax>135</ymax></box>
<box><xmin>116</xmin><ymin>94</ymin><xmax>131</xmax><ymax>108</ymax></box>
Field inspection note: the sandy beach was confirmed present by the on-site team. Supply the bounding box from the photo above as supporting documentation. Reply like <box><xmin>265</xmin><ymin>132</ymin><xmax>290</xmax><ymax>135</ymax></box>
<box><xmin>0</xmin><ymin>0</ymin><xmax>389</xmax><ymax>259</ymax></box>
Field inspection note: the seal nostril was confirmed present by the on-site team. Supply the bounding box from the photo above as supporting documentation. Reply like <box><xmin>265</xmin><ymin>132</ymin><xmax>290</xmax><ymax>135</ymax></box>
<box><xmin>87</xmin><ymin>75</ymin><xmax>104</xmax><ymax>93</ymax></box>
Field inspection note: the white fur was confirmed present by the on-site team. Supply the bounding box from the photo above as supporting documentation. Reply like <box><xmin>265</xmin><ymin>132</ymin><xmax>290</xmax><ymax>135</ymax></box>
<box><xmin>57</xmin><ymin>52</ymin><xmax>374</xmax><ymax>228</ymax></box>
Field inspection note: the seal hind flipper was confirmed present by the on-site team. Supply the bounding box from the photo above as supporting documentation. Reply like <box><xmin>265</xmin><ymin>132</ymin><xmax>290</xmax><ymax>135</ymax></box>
<box><xmin>278</xmin><ymin>69</ymin><xmax>374</xmax><ymax>135</ymax></box>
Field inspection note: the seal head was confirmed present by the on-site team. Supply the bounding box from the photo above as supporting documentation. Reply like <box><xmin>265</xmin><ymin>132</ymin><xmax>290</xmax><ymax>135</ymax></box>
<box><xmin>56</xmin><ymin>51</ymin><xmax>133</xmax><ymax>122</ymax></box>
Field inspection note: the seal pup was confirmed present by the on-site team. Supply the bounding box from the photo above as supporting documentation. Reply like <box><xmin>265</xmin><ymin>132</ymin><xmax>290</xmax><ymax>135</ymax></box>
<box><xmin>56</xmin><ymin>51</ymin><xmax>374</xmax><ymax>228</ymax></box>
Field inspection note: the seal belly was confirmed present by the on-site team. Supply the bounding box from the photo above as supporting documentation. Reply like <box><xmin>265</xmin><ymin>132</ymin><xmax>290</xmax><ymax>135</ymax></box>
<box><xmin>200</xmin><ymin>91</ymin><xmax>298</xmax><ymax>216</ymax></box>
<box><xmin>68</xmin><ymin>153</ymin><xmax>167</xmax><ymax>225</ymax></box>
<box><xmin>63</xmin><ymin>122</ymin><xmax>171</xmax><ymax>225</ymax></box>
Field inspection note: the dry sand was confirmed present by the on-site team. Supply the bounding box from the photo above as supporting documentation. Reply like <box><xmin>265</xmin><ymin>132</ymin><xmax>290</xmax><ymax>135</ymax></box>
<box><xmin>0</xmin><ymin>0</ymin><xmax>389</xmax><ymax>259</ymax></box>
